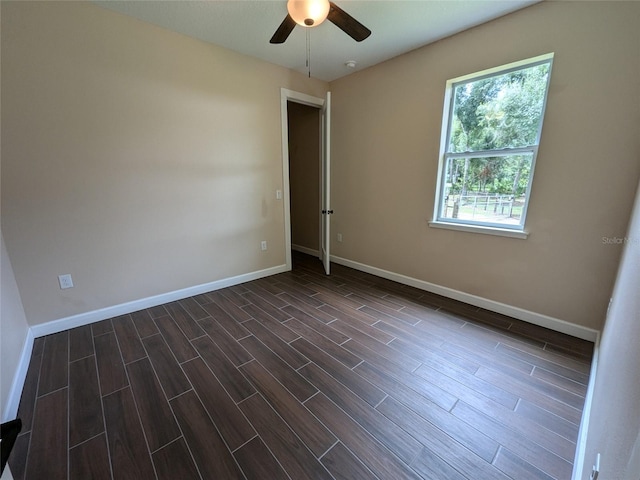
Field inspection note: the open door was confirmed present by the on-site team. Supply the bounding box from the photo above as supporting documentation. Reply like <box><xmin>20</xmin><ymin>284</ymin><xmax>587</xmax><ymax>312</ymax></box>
<box><xmin>280</xmin><ymin>88</ymin><xmax>330</xmax><ymax>273</ymax></box>
<box><xmin>320</xmin><ymin>91</ymin><xmax>332</xmax><ymax>275</ymax></box>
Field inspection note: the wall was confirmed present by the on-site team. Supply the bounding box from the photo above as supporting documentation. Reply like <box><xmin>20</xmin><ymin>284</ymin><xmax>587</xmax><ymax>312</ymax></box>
<box><xmin>0</xmin><ymin>232</ymin><xmax>27</xmax><ymax>480</ymax></box>
<box><xmin>1</xmin><ymin>1</ymin><xmax>328</xmax><ymax>326</ymax></box>
<box><xmin>288</xmin><ymin>101</ymin><xmax>320</xmax><ymax>252</ymax></box>
<box><xmin>329</xmin><ymin>1</ymin><xmax>640</xmax><ymax>330</ymax></box>
<box><xmin>1</xmin><ymin>0</ymin><xmax>31</xmax><ymax>430</ymax></box>
<box><xmin>578</xmin><ymin>179</ymin><xmax>640</xmax><ymax>479</ymax></box>
<box><xmin>0</xmin><ymin>233</ymin><xmax>30</xmax><ymax>421</ymax></box>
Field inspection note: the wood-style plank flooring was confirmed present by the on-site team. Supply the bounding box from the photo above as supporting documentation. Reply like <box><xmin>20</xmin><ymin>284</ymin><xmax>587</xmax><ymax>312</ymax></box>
<box><xmin>9</xmin><ymin>252</ymin><xmax>593</xmax><ymax>480</ymax></box>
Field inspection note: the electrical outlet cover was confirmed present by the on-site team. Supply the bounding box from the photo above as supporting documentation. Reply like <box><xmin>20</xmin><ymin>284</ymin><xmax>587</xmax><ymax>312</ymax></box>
<box><xmin>58</xmin><ymin>274</ymin><xmax>74</xmax><ymax>289</ymax></box>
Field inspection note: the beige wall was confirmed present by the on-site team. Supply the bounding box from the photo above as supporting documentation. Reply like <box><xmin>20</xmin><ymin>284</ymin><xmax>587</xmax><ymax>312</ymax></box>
<box><xmin>1</xmin><ymin>233</ymin><xmax>29</xmax><ymax>421</ymax></box>
<box><xmin>1</xmin><ymin>1</ymin><xmax>328</xmax><ymax>326</ymax></box>
<box><xmin>329</xmin><ymin>1</ymin><xmax>640</xmax><ymax>330</ymax></box>
<box><xmin>288</xmin><ymin>101</ymin><xmax>320</xmax><ymax>252</ymax></box>
<box><xmin>0</xmin><ymin>1</ymin><xmax>30</xmax><ymax>428</ymax></box>
<box><xmin>5</xmin><ymin>2</ymin><xmax>635</xmax><ymax>332</ymax></box>
<box><xmin>579</xmin><ymin>179</ymin><xmax>640</xmax><ymax>479</ymax></box>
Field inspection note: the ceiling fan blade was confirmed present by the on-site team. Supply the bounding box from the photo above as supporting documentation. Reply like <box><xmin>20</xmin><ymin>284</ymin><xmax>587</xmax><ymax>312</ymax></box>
<box><xmin>270</xmin><ymin>14</ymin><xmax>296</xmax><ymax>44</ymax></box>
<box><xmin>327</xmin><ymin>2</ymin><xmax>371</xmax><ymax>42</ymax></box>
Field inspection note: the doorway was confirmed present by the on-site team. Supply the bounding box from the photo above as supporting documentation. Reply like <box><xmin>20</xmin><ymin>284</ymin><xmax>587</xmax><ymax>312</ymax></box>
<box><xmin>280</xmin><ymin>89</ymin><xmax>331</xmax><ymax>274</ymax></box>
<box><xmin>287</xmin><ymin>101</ymin><xmax>321</xmax><ymax>259</ymax></box>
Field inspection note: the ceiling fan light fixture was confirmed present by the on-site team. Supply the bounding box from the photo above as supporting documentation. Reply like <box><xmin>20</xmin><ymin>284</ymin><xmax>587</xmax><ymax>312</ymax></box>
<box><xmin>287</xmin><ymin>0</ymin><xmax>330</xmax><ymax>27</ymax></box>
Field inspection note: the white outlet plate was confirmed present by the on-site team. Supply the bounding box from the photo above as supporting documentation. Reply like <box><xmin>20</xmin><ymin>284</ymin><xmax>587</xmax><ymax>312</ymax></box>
<box><xmin>58</xmin><ymin>274</ymin><xmax>74</xmax><ymax>289</ymax></box>
<box><xmin>337</xmin><ymin>233</ymin><xmax>343</xmax><ymax>242</ymax></box>
<box><xmin>261</xmin><ymin>240</ymin><xmax>267</xmax><ymax>251</ymax></box>
<box><xmin>276</xmin><ymin>189</ymin><xmax>282</xmax><ymax>200</ymax></box>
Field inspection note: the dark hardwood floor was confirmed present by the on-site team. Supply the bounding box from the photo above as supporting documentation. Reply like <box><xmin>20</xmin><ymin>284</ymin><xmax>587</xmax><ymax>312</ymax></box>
<box><xmin>8</xmin><ymin>252</ymin><xmax>593</xmax><ymax>479</ymax></box>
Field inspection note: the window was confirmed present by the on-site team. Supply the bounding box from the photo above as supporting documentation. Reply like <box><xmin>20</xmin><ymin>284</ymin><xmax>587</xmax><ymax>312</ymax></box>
<box><xmin>432</xmin><ymin>53</ymin><xmax>553</xmax><ymax>236</ymax></box>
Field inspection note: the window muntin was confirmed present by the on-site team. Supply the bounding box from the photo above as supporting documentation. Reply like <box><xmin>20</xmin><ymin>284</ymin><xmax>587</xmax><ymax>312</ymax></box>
<box><xmin>435</xmin><ymin>54</ymin><xmax>553</xmax><ymax>232</ymax></box>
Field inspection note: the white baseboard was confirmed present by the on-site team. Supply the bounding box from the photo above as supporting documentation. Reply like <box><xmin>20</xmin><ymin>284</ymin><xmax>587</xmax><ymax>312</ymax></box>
<box><xmin>2</xmin><ymin>329</ymin><xmax>34</xmax><ymax>423</ymax></box>
<box><xmin>292</xmin><ymin>244</ymin><xmax>320</xmax><ymax>257</ymax></box>
<box><xmin>30</xmin><ymin>264</ymin><xmax>288</xmax><ymax>338</ymax></box>
<box><xmin>571</xmin><ymin>331</ymin><xmax>601</xmax><ymax>480</ymax></box>
<box><xmin>4</xmin><ymin>263</ymin><xmax>288</xmax><ymax>421</ymax></box>
<box><xmin>331</xmin><ymin>255</ymin><xmax>599</xmax><ymax>342</ymax></box>
<box><xmin>6</xmin><ymin>255</ymin><xmax>597</xmax><ymax>428</ymax></box>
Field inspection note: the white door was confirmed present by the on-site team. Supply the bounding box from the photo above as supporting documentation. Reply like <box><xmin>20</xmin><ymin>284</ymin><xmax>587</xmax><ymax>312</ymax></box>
<box><xmin>320</xmin><ymin>91</ymin><xmax>332</xmax><ymax>275</ymax></box>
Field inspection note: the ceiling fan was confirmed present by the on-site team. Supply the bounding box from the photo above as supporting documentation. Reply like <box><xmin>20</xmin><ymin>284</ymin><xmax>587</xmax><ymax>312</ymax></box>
<box><xmin>270</xmin><ymin>0</ymin><xmax>371</xmax><ymax>44</ymax></box>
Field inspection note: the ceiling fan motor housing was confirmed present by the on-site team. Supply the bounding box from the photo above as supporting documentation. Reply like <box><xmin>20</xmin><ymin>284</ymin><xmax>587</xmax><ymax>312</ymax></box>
<box><xmin>270</xmin><ymin>0</ymin><xmax>371</xmax><ymax>45</ymax></box>
<box><xmin>287</xmin><ymin>0</ymin><xmax>331</xmax><ymax>27</ymax></box>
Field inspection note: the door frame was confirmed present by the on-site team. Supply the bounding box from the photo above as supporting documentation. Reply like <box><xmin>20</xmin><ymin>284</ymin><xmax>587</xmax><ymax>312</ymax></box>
<box><xmin>280</xmin><ymin>88</ymin><xmax>327</xmax><ymax>271</ymax></box>
<box><xmin>320</xmin><ymin>91</ymin><xmax>331</xmax><ymax>275</ymax></box>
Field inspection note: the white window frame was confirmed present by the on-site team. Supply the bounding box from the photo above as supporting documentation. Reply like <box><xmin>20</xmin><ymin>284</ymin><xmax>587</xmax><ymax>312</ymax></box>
<box><xmin>430</xmin><ymin>53</ymin><xmax>554</xmax><ymax>239</ymax></box>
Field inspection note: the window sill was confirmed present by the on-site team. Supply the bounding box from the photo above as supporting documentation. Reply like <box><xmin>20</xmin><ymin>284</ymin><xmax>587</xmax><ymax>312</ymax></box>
<box><xmin>428</xmin><ymin>220</ymin><xmax>529</xmax><ymax>239</ymax></box>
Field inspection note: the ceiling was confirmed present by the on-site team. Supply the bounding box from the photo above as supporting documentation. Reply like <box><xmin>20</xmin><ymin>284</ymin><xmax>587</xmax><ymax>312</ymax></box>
<box><xmin>93</xmin><ymin>0</ymin><xmax>540</xmax><ymax>82</ymax></box>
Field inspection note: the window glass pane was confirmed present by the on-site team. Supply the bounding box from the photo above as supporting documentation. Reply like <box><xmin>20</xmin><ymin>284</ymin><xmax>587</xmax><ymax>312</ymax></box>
<box><xmin>439</xmin><ymin>154</ymin><xmax>533</xmax><ymax>226</ymax></box>
<box><xmin>448</xmin><ymin>63</ymin><xmax>550</xmax><ymax>153</ymax></box>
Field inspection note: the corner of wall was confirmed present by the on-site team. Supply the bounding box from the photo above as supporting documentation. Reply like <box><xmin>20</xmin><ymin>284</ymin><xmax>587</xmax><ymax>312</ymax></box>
<box><xmin>571</xmin><ymin>330</ymin><xmax>601</xmax><ymax>480</ymax></box>
<box><xmin>573</xmin><ymin>178</ymin><xmax>640</xmax><ymax>479</ymax></box>
<box><xmin>1</xmin><ymin>233</ymin><xmax>33</xmax><ymax>422</ymax></box>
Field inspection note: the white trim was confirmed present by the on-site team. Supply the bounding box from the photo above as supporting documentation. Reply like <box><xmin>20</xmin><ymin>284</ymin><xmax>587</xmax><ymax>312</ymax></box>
<box><xmin>280</xmin><ymin>88</ymin><xmax>326</xmax><ymax>272</ymax></box>
<box><xmin>449</xmin><ymin>52</ymin><xmax>555</xmax><ymax>86</ymax></box>
<box><xmin>292</xmin><ymin>244</ymin><xmax>320</xmax><ymax>257</ymax></box>
<box><xmin>3</xmin><ymin>263</ymin><xmax>287</xmax><ymax>422</ymax></box>
<box><xmin>428</xmin><ymin>220</ymin><xmax>529</xmax><ymax>239</ymax></box>
<box><xmin>571</xmin><ymin>331</ymin><xmax>601</xmax><ymax>480</ymax></box>
<box><xmin>30</xmin><ymin>264</ymin><xmax>288</xmax><ymax>338</ymax></box>
<box><xmin>2</xmin><ymin>329</ymin><xmax>34</xmax><ymax>422</ymax></box>
<box><xmin>321</xmin><ymin>90</ymin><xmax>332</xmax><ymax>275</ymax></box>
<box><xmin>280</xmin><ymin>88</ymin><xmax>325</xmax><ymax>109</ymax></box>
<box><xmin>1</xmin><ymin>466</ymin><xmax>14</xmax><ymax>480</ymax></box>
<box><xmin>445</xmin><ymin>146</ymin><xmax>536</xmax><ymax>160</ymax></box>
<box><xmin>433</xmin><ymin>52</ymin><xmax>554</xmax><ymax>231</ymax></box>
<box><xmin>330</xmin><ymin>254</ymin><xmax>598</xmax><ymax>342</ymax></box>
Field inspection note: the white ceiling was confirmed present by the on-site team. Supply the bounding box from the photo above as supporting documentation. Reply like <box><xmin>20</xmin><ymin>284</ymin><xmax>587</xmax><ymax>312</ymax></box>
<box><xmin>93</xmin><ymin>0</ymin><xmax>540</xmax><ymax>82</ymax></box>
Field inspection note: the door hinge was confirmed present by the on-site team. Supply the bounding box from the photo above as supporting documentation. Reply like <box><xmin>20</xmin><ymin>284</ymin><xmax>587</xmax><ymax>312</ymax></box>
<box><xmin>322</xmin><ymin>209</ymin><xmax>334</xmax><ymax>214</ymax></box>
